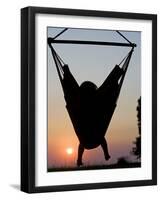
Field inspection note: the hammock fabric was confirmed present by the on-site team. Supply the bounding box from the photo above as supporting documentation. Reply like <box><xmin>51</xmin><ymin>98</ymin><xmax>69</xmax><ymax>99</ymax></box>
<box><xmin>48</xmin><ymin>41</ymin><xmax>134</xmax><ymax>149</ymax></box>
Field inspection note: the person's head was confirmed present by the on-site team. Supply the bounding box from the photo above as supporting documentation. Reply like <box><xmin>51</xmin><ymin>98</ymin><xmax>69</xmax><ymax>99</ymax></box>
<box><xmin>80</xmin><ymin>81</ymin><xmax>97</xmax><ymax>96</ymax></box>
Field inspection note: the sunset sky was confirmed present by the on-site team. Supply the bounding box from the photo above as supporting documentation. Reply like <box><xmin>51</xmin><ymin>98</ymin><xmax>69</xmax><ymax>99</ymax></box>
<box><xmin>47</xmin><ymin>27</ymin><xmax>141</xmax><ymax>169</ymax></box>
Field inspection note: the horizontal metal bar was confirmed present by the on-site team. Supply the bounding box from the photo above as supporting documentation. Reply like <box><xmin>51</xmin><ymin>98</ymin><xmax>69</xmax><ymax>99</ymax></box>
<box><xmin>48</xmin><ymin>38</ymin><xmax>136</xmax><ymax>47</ymax></box>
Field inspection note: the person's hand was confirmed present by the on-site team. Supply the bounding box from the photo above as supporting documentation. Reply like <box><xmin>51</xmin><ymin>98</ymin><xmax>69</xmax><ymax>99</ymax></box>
<box><xmin>63</xmin><ymin>64</ymin><xmax>69</xmax><ymax>72</ymax></box>
<box><xmin>47</xmin><ymin>37</ymin><xmax>53</xmax><ymax>47</ymax></box>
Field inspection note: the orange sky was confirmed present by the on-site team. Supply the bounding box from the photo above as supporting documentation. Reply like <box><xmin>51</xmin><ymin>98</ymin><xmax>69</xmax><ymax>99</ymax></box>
<box><xmin>48</xmin><ymin>92</ymin><xmax>139</xmax><ymax>168</ymax></box>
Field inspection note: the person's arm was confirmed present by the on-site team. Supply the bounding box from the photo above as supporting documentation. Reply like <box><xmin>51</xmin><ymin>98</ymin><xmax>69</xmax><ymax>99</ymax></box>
<box><xmin>62</xmin><ymin>64</ymin><xmax>79</xmax><ymax>96</ymax></box>
<box><xmin>98</xmin><ymin>65</ymin><xmax>123</xmax><ymax>92</ymax></box>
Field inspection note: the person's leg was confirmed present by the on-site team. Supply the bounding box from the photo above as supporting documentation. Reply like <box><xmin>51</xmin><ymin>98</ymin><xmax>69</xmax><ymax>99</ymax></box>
<box><xmin>77</xmin><ymin>143</ymin><xmax>84</xmax><ymax>166</ymax></box>
<box><xmin>101</xmin><ymin>137</ymin><xmax>111</xmax><ymax>160</ymax></box>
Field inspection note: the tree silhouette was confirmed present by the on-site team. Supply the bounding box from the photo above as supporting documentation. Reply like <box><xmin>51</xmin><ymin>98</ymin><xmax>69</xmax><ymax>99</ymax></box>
<box><xmin>132</xmin><ymin>97</ymin><xmax>141</xmax><ymax>159</ymax></box>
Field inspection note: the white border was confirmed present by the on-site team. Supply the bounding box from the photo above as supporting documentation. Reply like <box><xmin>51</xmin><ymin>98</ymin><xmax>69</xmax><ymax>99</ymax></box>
<box><xmin>35</xmin><ymin>14</ymin><xmax>152</xmax><ymax>186</ymax></box>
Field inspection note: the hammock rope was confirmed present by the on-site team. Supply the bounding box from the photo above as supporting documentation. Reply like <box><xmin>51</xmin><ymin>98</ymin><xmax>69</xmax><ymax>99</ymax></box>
<box><xmin>47</xmin><ymin>29</ymin><xmax>135</xmax><ymax>151</ymax></box>
<box><xmin>48</xmin><ymin>36</ymin><xmax>134</xmax><ymax>102</ymax></box>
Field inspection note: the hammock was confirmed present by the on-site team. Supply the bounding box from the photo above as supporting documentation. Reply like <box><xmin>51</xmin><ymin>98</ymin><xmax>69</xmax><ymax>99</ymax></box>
<box><xmin>48</xmin><ymin>29</ymin><xmax>135</xmax><ymax>149</ymax></box>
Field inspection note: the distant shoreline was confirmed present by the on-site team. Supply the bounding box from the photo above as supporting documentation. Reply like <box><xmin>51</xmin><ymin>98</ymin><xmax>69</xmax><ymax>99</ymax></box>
<box><xmin>48</xmin><ymin>162</ymin><xmax>141</xmax><ymax>173</ymax></box>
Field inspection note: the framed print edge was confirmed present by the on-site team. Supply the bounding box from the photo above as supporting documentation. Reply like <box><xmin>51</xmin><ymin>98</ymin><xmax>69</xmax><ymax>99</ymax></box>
<box><xmin>152</xmin><ymin>14</ymin><xmax>157</xmax><ymax>186</ymax></box>
<box><xmin>21</xmin><ymin>7</ymin><xmax>36</xmax><ymax>193</ymax></box>
<box><xmin>21</xmin><ymin>7</ymin><xmax>30</xmax><ymax>192</ymax></box>
<box><xmin>21</xmin><ymin>6</ymin><xmax>157</xmax><ymax>193</ymax></box>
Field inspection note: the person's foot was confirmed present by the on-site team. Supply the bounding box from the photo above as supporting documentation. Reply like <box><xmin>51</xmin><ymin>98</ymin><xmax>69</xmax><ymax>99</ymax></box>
<box><xmin>77</xmin><ymin>159</ymin><xmax>83</xmax><ymax>167</ymax></box>
<box><xmin>105</xmin><ymin>154</ymin><xmax>111</xmax><ymax>161</ymax></box>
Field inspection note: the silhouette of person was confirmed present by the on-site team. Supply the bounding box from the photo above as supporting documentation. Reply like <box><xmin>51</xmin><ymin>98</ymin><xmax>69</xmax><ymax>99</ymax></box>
<box><xmin>62</xmin><ymin>64</ymin><xmax>123</xmax><ymax>166</ymax></box>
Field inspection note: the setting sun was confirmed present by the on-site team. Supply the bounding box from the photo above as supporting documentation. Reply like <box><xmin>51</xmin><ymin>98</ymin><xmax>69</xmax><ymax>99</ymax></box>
<box><xmin>66</xmin><ymin>147</ymin><xmax>73</xmax><ymax>155</ymax></box>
